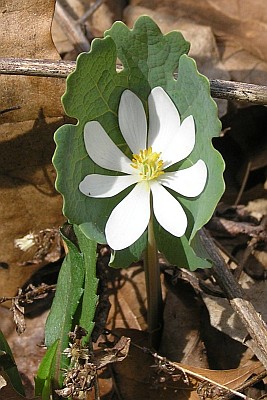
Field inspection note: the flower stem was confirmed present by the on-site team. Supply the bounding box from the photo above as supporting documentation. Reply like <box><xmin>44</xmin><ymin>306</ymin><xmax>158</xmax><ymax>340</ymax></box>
<box><xmin>143</xmin><ymin>211</ymin><xmax>163</xmax><ymax>349</ymax></box>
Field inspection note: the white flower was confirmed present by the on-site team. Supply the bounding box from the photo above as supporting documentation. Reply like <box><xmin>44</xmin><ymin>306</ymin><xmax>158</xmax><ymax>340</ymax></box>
<box><xmin>79</xmin><ymin>87</ymin><xmax>207</xmax><ymax>250</ymax></box>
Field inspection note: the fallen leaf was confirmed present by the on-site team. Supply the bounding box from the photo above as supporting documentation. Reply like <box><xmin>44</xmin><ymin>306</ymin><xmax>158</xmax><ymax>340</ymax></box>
<box><xmin>0</xmin><ymin>0</ymin><xmax>66</xmax><ymax>298</ymax></box>
<box><xmin>11</xmin><ymin>297</ymin><xmax>25</xmax><ymax>335</ymax></box>
<box><xmin>112</xmin><ymin>329</ymin><xmax>264</xmax><ymax>400</ymax></box>
<box><xmin>5</xmin><ymin>310</ymin><xmax>48</xmax><ymax>397</ymax></box>
<box><xmin>107</xmin><ymin>266</ymin><xmax>147</xmax><ymax>331</ymax></box>
<box><xmin>202</xmin><ymin>272</ymin><xmax>267</xmax><ymax>346</ymax></box>
<box><xmin>159</xmin><ymin>277</ymin><xmax>208</xmax><ymax>368</ymax></box>
<box><xmin>0</xmin><ymin>374</ymin><xmax>7</xmax><ymax>390</ymax></box>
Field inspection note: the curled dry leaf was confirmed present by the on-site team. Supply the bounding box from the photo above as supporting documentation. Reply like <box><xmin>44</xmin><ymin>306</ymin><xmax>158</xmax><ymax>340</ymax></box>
<box><xmin>0</xmin><ymin>374</ymin><xmax>7</xmax><ymax>390</ymax></box>
<box><xmin>11</xmin><ymin>296</ymin><xmax>26</xmax><ymax>335</ymax></box>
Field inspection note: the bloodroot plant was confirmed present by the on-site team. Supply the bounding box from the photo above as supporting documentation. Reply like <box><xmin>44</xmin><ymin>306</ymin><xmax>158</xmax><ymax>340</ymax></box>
<box><xmin>36</xmin><ymin>16</ymin><xmax>225</xmax><ymax>399</ymax></box>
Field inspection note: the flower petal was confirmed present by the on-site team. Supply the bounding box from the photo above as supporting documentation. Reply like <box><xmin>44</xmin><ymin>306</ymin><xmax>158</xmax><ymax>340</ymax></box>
<box><xmin>119</xmin><ymin>90</ymin><xmax>147</xmax><ymax>153</ymax></box>
<box><xmin>151</xmin><ymin>181</ymin><xmax>187</xmax><ymax>237</ymax></box>
<box><xmin>147</xmin><ymin>87</ymin><xmax>181</xmax><ymax>153</ymax></box>
<box><xmin>161</xmin><ymin>115</ymin><xmax>196</xmax><ymax>168</ymax></box>
<box><xmin>159</xmin><ymin>160</ymin><xmax>207</xmax><ymax>197</ymax></box>
<box><xmin>105</xmin><ymin>181</ymin><xmax>151</xmax><ymax>250</ymax></box>
<box><xmin>84</xmin><ymin>121</ymin><xmax>133</xmax><ymax>174</ymax></box>
<box><xmin>79</xmin><ymin>174</ymin><xmax>139</xmax><ymax>198</ymax></box>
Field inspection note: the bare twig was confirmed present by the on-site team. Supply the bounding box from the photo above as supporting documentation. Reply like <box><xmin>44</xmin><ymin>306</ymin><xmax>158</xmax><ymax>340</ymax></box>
<box><xmin>199</xmin><ymin>229</ymin><xmax>267</xmax><ymax>369</ymax></box>
<box><xmin>206</xmin><ymin>216</ymin><xmax>267</xmax><ymax>241</ymax></box>
<box><xmin>1</xmin><ymin>58</ymin><xmax>267</xmax><ymax>104</ymax></box>
<box><xmin>0</xmin><ymin>105</ymin><xmax>21</xmax><ymax>115</ymax></box>
<box><xmin>0</xmin><ymin>284</ymin><xmax>56</xmax><ymax>305</ymax></box>
<box><xmin>234</xmin><ymin>161</ymin><xmax>252</xmax><ymax>206</ymax></box>
<box><xmin>154</xmin><ymin>356</ymin><xmax>248</xmax><ymax>400</ymax></box>
<box><xmin>0</xmin><ymin>58</ymin><xmax>75</xmax><ymax>78</ymax></box>
<box><xmin>210</xmin><ymin>78</ymin><xmax>267</xmax><ymax>104</ymax></box>
<box><xmin>54</xmin><ymin>0</ymin><xmax>90</xmax><ymax>53</ymax></box>
<box><xmin>76</xmin><ymin>0</ymin><xmax>104</xmax><ymax>25</ymax></box>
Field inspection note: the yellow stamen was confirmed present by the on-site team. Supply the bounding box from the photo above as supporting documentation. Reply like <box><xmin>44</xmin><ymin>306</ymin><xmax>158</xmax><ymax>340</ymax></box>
<box><xmin>131</xmin><ymin>146</ymin><xmax>164</xmax><ymax>181</ymax></box>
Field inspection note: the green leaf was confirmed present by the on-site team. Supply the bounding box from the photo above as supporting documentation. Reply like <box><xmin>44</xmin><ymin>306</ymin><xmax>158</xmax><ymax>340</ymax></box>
<box><xmin>53</xmin><ymin>16</ymin><xmax>224</xmax><ymax>269</ymax></box>
<box><xmin>45</xmin><ymin>225</ymin><xmax>97</xmax><ymax>387</ymax></box>
<box><xmin>109</xmin><ymin>230</ymin><xmax>147</xmax><ymax>268</ymax></box>
<box><xmin>0</xmin><ymin>330</ymin><xmax>25</xmax><ymax>396</ymax></box>
<box><xmin>53</xmin><ymin>15</ymin><xmax>189</xmax><ymax>243</ymax></box>
<box><xmin>164</xmin><ymin>55</ymin><xmax>225</xmax><ymax>239</ymax></box>
<box><xmin>105</xmin><ymin>16</ymin><xmax>190</xmax><ymax>98</ymax></box>
<box><xmin>74</xmin><ymin>225</ymin><xmax>98</xmax><ymax>342</ymax></box>
<box><xmin>155</xmin><ymin>225</ymin><xmax>210</xmax><ymax>271</ymax></box>
<box><xmin>45</xmin><ymin>227</ymin><xmax>85</xmax><ymax>350</ymax></box>
<box><xmin>53</xmin><ymin>37</ymin><xmax>129</xmax><ymax>245</ymax></box>
<box><xmin>34</xmin><ymin>340</ymin><xmax>59</xmax><ymax>399</ymax></box>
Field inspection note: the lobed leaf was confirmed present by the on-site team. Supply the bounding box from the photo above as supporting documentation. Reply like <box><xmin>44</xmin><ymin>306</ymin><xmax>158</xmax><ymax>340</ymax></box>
<box><xmin>53</xmin><ymin>16</ymin><xmax>224</xmax><ymax>269</ymax></box>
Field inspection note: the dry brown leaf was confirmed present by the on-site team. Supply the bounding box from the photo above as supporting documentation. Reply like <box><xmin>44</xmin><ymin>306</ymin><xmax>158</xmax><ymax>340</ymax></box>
<box><xmin>0</xmin><ymin>0</ymin><xmax>66</xmax><ymax>298</ymax></box>
<box><xmin>159</xmin><ymin>278</ymin><xmax>208</xmax><ymax>368</ymax></box>
<box><xmin>11</xmin><ymin>297</ymin><xmax>25</xmax><ymax>335</ymax></box>
<box><xmin>0</xmin><ymin>374</ymin><xmax>7</xmax><ymax>390</ymax></box>
<box><xmin>202</xmin><ymin>272</ymin><xmax>267</xmax><ymax>346</ymax></box>
<box><xmin>85</xmin><ymin>0</ymin><xmax>125</xmax><ymax>39</ymax></box>
<box><xmin>112</xmin><ymin>329</ymin><xmax>264</xmax><ymax>400</ymax></box>
<box><xmin>171</xmin><ymin>360</ymin><xmax>264</xmax><ymax>400</ymax></box>
<box><xmin>107</xmin><ymin>266</ymin><xmax>147</xmax><ymax>331</ymax></box>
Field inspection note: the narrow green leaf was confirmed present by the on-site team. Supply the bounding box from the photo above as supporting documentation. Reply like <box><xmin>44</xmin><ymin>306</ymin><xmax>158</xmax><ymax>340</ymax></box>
<box><xmin>74</xmin><ymin>225</ymin><xmax>98</xmax><ymax>341</ymax></box>
<box><xmin>45</xmin><ymin>229</ymin><xmax>85</xmax><ymax>349</ymax></box>
<box><xmin>0</xmin><ymin>330</ymin><xmax>25</xmax><ymax>396</ymax></box>
<box><xmin>44</xmin><ymin>226</ymin><xmax>86</xmax><ymax>387</ymax></box>
<box><xmin>34</xmin><ymin>339</ymin><xmax>59</xmax><ymax>399</ymax></box>
<box><xmin>44</xmin><ymin>225</ymin><xmax>98</xmax><ymax>388</ymax></box>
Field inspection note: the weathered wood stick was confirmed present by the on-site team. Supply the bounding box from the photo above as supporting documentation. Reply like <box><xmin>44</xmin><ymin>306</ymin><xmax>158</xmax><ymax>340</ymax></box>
<box><xmin>199</xmin><ymin>229</ymin><xmax>267</xmax><ymax>370</ymax></box>
<box><xmin>1</xmin><ymin>57</ymin><xmax>267</xmax><ymax>104</ymax></box>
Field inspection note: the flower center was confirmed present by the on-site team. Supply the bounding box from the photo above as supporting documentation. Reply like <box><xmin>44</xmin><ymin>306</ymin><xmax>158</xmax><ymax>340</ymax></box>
<box><xmin>131</xmin><ymin>146</ymin><xmax>164</xmax><ymax>181</ymax></box>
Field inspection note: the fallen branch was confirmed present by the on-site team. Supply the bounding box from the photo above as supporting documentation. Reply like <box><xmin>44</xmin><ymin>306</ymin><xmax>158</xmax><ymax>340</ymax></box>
<box><xmin>199</xmin><ymin>229</ymin><xmax>267</xmax><ymax>370</ymax></box>
<box><xmin>1</xmin><ymin>58</ymin><xmax>267</xmax><ymax>104</ymax></box>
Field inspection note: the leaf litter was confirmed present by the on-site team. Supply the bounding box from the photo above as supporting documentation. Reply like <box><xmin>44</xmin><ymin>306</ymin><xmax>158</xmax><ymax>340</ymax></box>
<box><xmin>1</xmin><ymin>0</ymin><xmax>267</xmax><ymax>399</ymax></box>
